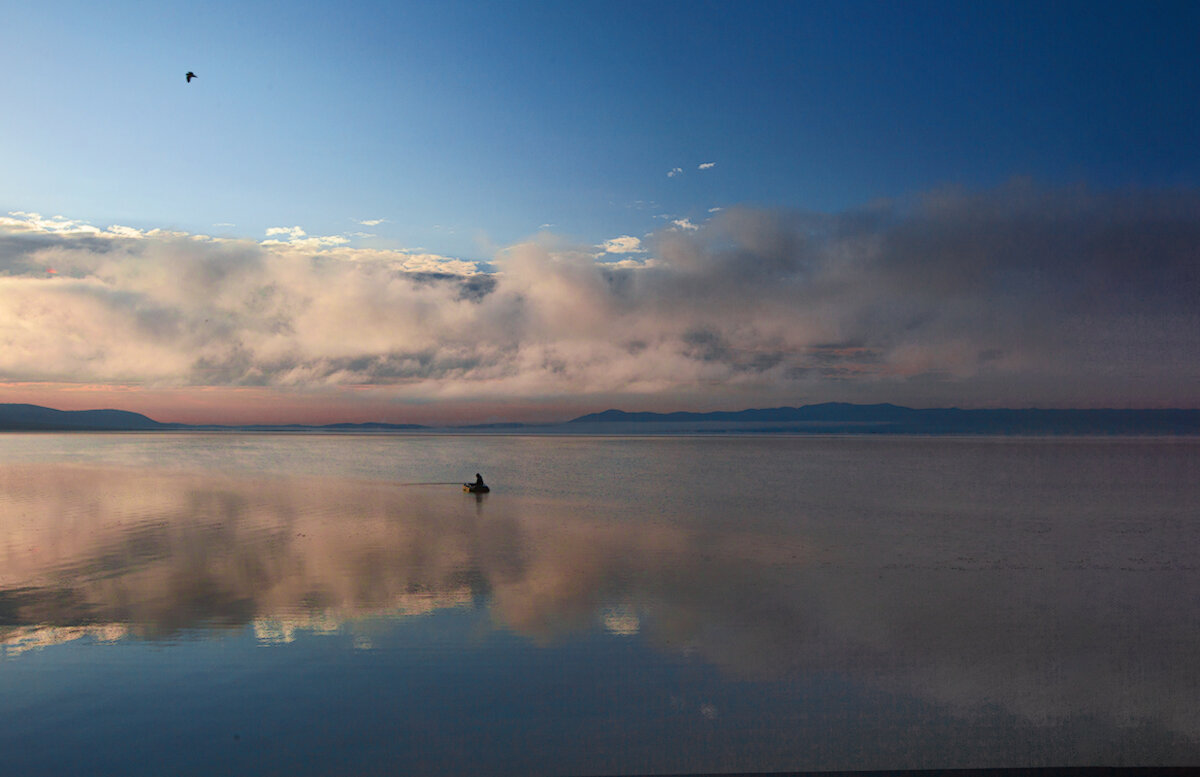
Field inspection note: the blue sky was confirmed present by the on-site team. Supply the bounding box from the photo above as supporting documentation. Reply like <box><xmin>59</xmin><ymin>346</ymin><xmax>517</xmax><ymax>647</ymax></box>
<box><xmin>1</xmin><ymin>1</ymin><xmax>1198</xmax><ymax>422</ymax></box>
<box><xmin>7</xmin><ymin>0</ymin><xmax>1197</xmax><ymax>256</ymax></box>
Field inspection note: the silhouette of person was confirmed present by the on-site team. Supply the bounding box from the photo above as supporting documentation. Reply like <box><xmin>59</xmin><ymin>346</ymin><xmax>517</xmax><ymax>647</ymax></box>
<box><xmin>472</xmin><ymin>473</ymin><xmax>485</xmax><ymax>487</ymax></box>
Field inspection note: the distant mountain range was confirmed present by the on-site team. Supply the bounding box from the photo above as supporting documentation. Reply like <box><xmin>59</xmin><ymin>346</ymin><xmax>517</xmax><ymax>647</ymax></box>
<box><xmin>0</xmin><ymin>404</ymin><xmax>423</xmax><ymax>433</ymax></box>
<box><xmin>2</xmin><ymin>401</ymin><xmax>1199</xmax><ymax>435</ymax></box>
<box><xmin>567</xmin><ymin>403</ymin><xmax>1200</xmax><ymax>435</ymax></box>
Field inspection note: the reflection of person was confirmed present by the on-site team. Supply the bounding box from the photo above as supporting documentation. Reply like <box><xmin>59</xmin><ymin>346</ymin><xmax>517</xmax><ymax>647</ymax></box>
<box><xmin>472</xmin><ymin>473</ymin><xmax>485</xmax><ymax>487</ymax></box>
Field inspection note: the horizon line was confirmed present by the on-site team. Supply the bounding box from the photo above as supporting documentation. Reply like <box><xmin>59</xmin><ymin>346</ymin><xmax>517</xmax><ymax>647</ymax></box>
<box><xmin>4</xmin><ymin>400</ymin><xmax>1200</xmax><ymax>433</ymax></box>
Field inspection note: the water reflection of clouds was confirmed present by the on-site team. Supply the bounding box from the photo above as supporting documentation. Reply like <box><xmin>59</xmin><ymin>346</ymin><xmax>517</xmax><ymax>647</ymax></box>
<box><xmin>2</xmin><ymin>462</ymin><xmax>1199</xmax><ymax>744</ymax></box>
<box><xmin>2</xmin><ymin>624</ymin><xmax>128</xmax><ymax>655</ymax></box>
<box><xmin>0</xmin><ymin>464</ymin><xmax>812</xmax><ymax>655</ymax></box>
<box><xmin>1</xmin><ymin>464</ymin><xmax>486</xmax><ymax>642</ymax></box>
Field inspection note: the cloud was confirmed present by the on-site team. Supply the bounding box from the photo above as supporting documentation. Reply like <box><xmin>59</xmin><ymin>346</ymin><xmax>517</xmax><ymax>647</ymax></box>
<box><xmin>104</xmin><ymin>225</ymin><xmax>146</xmax><ymax>239</ymax></box>
<box><xmin>599</xmin><ymin>235</ymin><xmax>645</xmax><ymax>254</ymax></box>
<box><xmin>698</xmin><ymin>162</ymin><xmax>716</xmax><ymax>170</ymax></box>
<box><xmin>667</xmin><ymin>167</ymin><xmax>683</xmax><ymax>178</ymax></box>
<box><xmin>1</xmin><ymin>211</ymin><xmax>105</xmax><ymax>236</ymax></box>
<box><xmin>0</xmin><ymin>215</ymin><xmax>483</xmax><ymax>389</ymax></box>
<box><xmin>355</xmin><ymin>218</ymin><xmax>386</xmax><ymax>227</ymax></box>
<box><xmin>2</xmin><ymin>182</ymin><xmax>1198</xmax><ymax>408</ymax></box>
<box><xmin>0</xmin><ymin>212</ymin><xmax>189</xmax><ymax>241</ymax></box>
<box><xmin>262</xmin><ymin>225</ymin><xmax>351</xmax><ymax>250</ymax></box>
<box><xmin>265</xmin><ymin>225</ymin><xmax>306</xmax><ymax>239</ymax></box>
<box><xmin>264</xmin><ymin>235</ymin><xmax>350</xmax><ymax>249</ymax></box>
<box><xmin>670</xmin><ymin>218</ymin><xmax>700</xmax><ymax>231</ymax></box>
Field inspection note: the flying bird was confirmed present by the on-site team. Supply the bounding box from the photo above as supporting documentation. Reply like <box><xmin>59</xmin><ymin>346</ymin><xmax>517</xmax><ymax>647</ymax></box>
<box><xmin>186</xmin><ymin>71</ymin><xmax>196</xmax><ymax>83</ymax></box>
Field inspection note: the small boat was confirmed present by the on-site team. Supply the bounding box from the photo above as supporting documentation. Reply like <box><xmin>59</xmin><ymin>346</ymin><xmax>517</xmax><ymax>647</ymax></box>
<box><xmin>463</xmin><ymin>483</ymin><xmax>490</xmax><ymax>493</ymax></box>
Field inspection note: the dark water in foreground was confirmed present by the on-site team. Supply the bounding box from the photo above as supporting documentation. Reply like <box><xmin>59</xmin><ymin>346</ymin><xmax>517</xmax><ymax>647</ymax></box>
<box><xmin>1</xmin><ymin>434</ymin><xmax>1198</xmax><ymax>775</ymax></box>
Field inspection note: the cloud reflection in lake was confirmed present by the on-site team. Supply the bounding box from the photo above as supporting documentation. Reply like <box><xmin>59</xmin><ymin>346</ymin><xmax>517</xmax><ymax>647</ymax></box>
<box><xmin>2</xmin><ymin>443</ymin><xmax>1199</xmax><ymax>752</ymax></box>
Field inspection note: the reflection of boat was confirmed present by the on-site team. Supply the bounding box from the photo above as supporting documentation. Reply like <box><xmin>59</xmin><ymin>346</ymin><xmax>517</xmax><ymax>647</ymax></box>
<box><xmin>463</xmin><ymin>483</ymin><xmax>490</xmax><ymax>493</ymax></box>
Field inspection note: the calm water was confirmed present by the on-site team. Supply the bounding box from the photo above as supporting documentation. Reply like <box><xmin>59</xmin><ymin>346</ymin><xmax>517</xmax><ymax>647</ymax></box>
<box><xmin>1</xmin><ymin>433</ymin><xmax>1198</xmax><ymax>775</ymax></box>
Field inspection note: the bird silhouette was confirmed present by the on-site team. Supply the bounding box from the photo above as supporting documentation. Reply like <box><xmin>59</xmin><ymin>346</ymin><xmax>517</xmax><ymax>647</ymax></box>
<box><xmin>186</xmin><ymin>71</ymin><xmax>196</xmax><ymax>83</ymax></box>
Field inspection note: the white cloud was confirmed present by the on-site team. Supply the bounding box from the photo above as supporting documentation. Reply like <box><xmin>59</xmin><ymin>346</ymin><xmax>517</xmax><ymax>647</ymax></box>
<box><xmin>262</xmin><ymin>225</ymin><xmax>352</xmax><ymax>250</ymax></box>
<box><xmin>262</xmin><ymin>236</ymin><xmax>350</xmax><ymax>250</ymax></box>
<box><xmin>599</xmin><ymin>235</ymin><xmax>645</xmax><ymax>254</ymax></box>
<box><xmin>708</xmin><ymin>207</ymin><xmax>723</xmax><ymax>213</ymax></box>
<box><xmin>105</xmin><ymin>225</ymin><xmax>146</xmax><ymax>239</ymax></box>
<box><xmin>671</xmin><ymin>218</ymin><xmax>699</xmax><ymax>231</ymax></box>
<box><xmin>265</xmin><ymin>226</ymin><xmax>306</xmax><ymax>239</ymax></box>
<box><xmin>698</xmin><ymin>162</ymin><xmax>716</xmax><ymax>170</ymax></box>
<box><xmin>0</xmin><ymin>212</ymin><xmax>193</xmax><ymax>241</ymax></box>
<box><xmin>667</xmin><ymin>167</ymin><xmax>683</xmax><ymax>178</ymax></box>
<box><xmin>355</xmin><ymin>218</ymin><xmax>385</xmax><ymax>227</ymax></box>
<box><xmin>2</xmin><ymin>211</ymin><xmax>103</xmax><ymax>236</ymax></box>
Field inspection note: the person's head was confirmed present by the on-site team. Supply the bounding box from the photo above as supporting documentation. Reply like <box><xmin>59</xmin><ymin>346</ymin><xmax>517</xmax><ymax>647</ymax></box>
<box><xmin>475</xmin><ymin>473</ymin><xmax>481</xmax><ymax>478</ymax></box>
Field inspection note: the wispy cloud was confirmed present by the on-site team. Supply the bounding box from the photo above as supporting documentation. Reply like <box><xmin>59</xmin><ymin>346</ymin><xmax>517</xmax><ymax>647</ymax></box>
<box><xmin>355</xmin><ymin>218</ymin><xmax>386</xmax><ymax>227</ymax></box>
<box><xmin>698</xmin><ymin>162</ymin><xmax>716</xmax><ymax>170</ymax></box>
<box><xmin>3</xmin><ymin>183</ymin><xmax>1198</xmax><ymax>408</ymax></box>
<box><xmin>671</xmin><ymin>218</ymin><xmax>700</xmax><ymax>231</ymax></box>
<box><xmin>667</xmin><ymin>167</ymin><xmax>683</xmax><ymax>178</ymax></box>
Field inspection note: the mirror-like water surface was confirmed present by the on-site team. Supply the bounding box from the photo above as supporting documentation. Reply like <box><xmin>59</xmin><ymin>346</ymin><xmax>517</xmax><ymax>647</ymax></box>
<box><xmin>2</xmin><ymin>434</ymin><xmax>1198</xmax><ymax>775</ymax></box>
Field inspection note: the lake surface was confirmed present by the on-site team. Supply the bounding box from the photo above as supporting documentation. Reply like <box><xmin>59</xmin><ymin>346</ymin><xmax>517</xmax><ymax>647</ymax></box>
<box><xmin>2</xmin><ymin>433</ymin><xmax>1198</xmax><ymax>775</ymax></box>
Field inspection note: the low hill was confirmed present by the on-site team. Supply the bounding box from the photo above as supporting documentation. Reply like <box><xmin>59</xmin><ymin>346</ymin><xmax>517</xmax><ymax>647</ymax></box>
<box><xmin>0</xmin><ymin>405</ymin><xmax>426</xmax><ymax>432</ymax></box>
<box><xmin>0</xmin><ymin>404</ymin><xmax>171</xmax><ymax>431</ymax></box>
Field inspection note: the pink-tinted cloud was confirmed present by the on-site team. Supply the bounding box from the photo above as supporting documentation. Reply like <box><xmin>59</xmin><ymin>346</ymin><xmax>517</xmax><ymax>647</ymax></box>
<box><xmin>1</xmin><ymin>182</ymin><xmax>1198</xmax><ymax>422</ymax></box>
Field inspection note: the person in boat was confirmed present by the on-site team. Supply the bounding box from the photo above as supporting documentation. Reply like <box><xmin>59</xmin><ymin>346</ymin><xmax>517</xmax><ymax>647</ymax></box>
<box><xmin>470</xmin><ymin>473</ymin><xmax>485</xmax><ymax>488</ymax></box>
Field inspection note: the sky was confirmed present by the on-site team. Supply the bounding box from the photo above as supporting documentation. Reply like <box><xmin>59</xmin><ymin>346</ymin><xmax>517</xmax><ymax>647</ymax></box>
<box><xmin>1</xmin><ymin>0</ymin><xmax>1198</xmax><ymax>424</ymax></box>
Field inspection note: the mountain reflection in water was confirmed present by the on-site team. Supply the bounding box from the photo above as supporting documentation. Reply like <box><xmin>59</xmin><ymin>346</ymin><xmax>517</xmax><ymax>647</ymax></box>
<box><xmin>2</xmin><ymin>440</ymin><xmax>1200</xmax><ymax>767</ymax></box>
